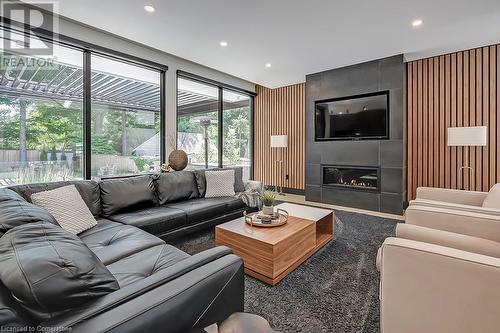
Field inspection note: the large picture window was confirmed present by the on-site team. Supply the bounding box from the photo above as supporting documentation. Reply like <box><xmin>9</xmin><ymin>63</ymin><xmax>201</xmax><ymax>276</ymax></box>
<box><xmin>0</xmin><ymin>28</ymin><xmax>165</xmax><ymax>186</ymax></box>
<box><xmin>222</xmin><ymin>90</ymin><xmax>251</xmax><ymax>180</ymax></box>
<box><xmin>177</xmin><ymin>74</ymin><xmax>253</xmax><ymax>180</ymax></box>
<box><xmin>0</xmin><ymin>32</ymin><xmax>84</xmax><ymax>186</ymax></box>
<box><xmin>177</xmin><ymin>77</ymin><xmax>219</xmax><ymax>169</ymax></box>
<box><xmin>90</xmin><ymin>55</ymin><xmax>161</xmax><ymax>178</ymax></box>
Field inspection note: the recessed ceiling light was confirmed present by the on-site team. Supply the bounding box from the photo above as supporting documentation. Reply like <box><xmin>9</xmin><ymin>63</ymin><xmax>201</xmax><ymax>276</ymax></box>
<box><xmin>412</xmin><ymin>19</ymin><xmax>423</xmax><ymax>27</ymax></box>
<box><xmin>265</xmin><ymin>63</ymin><xmax>272</xmax><ymax>68</ymax></box>
<box><xmin>144</xmin><ymin>5</ymin><xmax>155</xmax><ymax>13</ymax></box>
<box><xmin>220</xmin><ymin>41</ymin><xmax>228</xmax><ymax>47</ymax></box>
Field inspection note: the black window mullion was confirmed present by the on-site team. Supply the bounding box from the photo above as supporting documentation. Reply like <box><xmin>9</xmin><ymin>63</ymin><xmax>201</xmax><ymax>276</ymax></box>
<box><xmin>218</xmin><ymin>87</ymin><xmax>223</xmax><ymax>168</ymax></box>
<box><xmin>83</xmin><ymin>50</ymin><xmax>92</xmax><ymax>180</ymax></box>
<box><xmin>160</xmin><ymin>71</ymin><xmax>166</xmax><ymax>164</ymax></box>
<box><xmin>250</xmin><ymin>95</ymin><xmax>254</xmax><ymax>180</ymax></box>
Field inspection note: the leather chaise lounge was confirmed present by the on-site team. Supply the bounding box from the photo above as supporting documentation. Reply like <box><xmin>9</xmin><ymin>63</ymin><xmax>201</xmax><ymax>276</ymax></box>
<box><xmin>0</xmin><ymin>169</ymin><xmax>257</xmax><ymax>332</ymax></box>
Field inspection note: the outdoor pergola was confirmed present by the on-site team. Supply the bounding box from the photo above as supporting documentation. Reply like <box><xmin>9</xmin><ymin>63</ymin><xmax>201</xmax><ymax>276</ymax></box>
<box><xmin>0</xmin><ymin>54</ymin><xmax>248</xmax><ymax>113</ymax></box>
<box><xmin>0</xmin><ymin>54</ymin><xmax>160</xmax><ymax>112</ymax></box>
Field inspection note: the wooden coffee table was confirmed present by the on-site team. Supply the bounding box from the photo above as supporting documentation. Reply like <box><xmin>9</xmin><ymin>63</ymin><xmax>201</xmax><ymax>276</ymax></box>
<box><xmin>215</xmin><ymin>202</ymin><xmax>334</xmax><ymax>285</ymax></box>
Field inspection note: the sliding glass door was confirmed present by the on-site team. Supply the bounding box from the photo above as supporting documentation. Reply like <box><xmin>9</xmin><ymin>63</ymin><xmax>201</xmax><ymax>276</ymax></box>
<box><xmin>176</xmin><ymin>74</ymin><xmax>253</xmax><ymax>179</ymax></box>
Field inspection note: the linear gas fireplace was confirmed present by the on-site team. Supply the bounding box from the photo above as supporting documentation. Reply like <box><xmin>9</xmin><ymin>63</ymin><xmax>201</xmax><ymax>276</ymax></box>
<box><xmin>322</xmin><ymin>165</ymin><xmax>380</xmax><ymax>192</ymax></box>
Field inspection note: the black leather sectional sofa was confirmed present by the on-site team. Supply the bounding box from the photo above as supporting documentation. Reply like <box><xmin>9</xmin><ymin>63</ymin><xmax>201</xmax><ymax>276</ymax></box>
<box><xmin>0</xmin><ymin>169</ymin><xmax>255</xmax><ymax>333</ymax></box>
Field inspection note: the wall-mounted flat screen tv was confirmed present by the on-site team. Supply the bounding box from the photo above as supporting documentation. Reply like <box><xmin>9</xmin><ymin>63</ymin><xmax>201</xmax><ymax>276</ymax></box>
<box><xmin>315</xmin><ymin>91</ymin><xmax>389</xmax><ymax>141</ymax></box>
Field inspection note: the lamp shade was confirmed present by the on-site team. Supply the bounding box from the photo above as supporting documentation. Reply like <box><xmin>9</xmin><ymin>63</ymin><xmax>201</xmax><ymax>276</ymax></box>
<box><xmin>270</xmin><ymin>135</ymin><xmax>288</xmax><ymax>148</ymax></box>
<box><xmin>447</xmin><ymin>126</ymin><xmax>487</xmax><ymax>146</ymax></box>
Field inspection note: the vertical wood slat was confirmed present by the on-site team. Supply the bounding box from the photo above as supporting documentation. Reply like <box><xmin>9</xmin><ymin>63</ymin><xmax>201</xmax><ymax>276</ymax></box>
<box><xmin>469</xmin><ymin>50</ymin><xmax>476</xmax><ymax>191</ymax></box>
<box><xmin>476</xmin><ymin>48</ymin><xmax>483</xmax><ymax>191</ymax></box>
<box><xmin>450</xmin><ymin>53</ymin><xmax>457</xmax><ymax>189</ymax></box>
<box><xmin>423</xmin><ymin>59</ymin><xmax>428</xmax><ymax>187</ymax></box>
<box><xmin>254</xmin><ymin>84</ymin><xmax>305</xmax><ymax>190</ymax></box>
<box><xmin>407</xmin><ymin>43</ymin><xmax>500</xmax><ymax>201</ymax></box>
<box><xmin>412</xmin><ymin>62</ymin><xmax>418</xmax><ymax>198</ymax></box>
<box><xmin>491</xmin><ymin>46</ymin><xmax>497</xmax><ymax>188</ymax></box>
<box><xmin>407</xmin><ymin>64</ymin><xmax>414</xmax><ymax>199</ymax></box>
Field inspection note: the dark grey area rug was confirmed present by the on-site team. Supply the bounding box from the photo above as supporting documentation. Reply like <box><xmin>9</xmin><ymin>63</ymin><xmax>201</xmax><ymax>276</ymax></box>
<box><xmin>169</xmin><ymin>210</ymin><xmax>400</xmax><ymax>333</ymax></box>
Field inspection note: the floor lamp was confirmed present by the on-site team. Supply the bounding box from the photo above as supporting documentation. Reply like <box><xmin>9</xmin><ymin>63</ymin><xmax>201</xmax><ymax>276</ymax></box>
<box><xmin>271</xmin><ymin>135</ymin><xmax>288</xmax><ymax>195</ymax></box>
<box><xmin>447</xmin><ymin>126</ymin><xmax>487</xmax><ymax>190</ymax></box>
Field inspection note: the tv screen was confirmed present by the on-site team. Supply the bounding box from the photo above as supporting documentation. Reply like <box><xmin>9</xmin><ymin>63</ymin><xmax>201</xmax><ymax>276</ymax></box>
<box><xmin>315</xmin><ymin>92</ymin><xmax>389</xmax><ymax>141</ymax></box>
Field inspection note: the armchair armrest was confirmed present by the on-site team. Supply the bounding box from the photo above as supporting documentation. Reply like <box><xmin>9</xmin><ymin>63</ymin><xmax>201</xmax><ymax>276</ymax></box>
<box><xmin>409</xmin><ymin>199</ymin><xmax>500</xmax><ymax>216</ymax></box>
<box><xmin>379</xmin><ymin>237</ymin><xmax>500</xmax><ymax>333</ymax></box>
<box><xmin>395</xmin><ymin>224</ymin><xmax>500</xmax><ymax>258</ymax></box>
<box><xmin>42</xmin><ymin>247</ymin><xmax>244</xmax><ymax>333</ymax></box>
<box><xmin>405</xmin><ymin>205</ymin><xmax>500</xmax><ymax>242</ymax></box>
<box><xmin>416</xmin><ymin>187</ymin><xmax>487</xmax><ymax>206</ymax></box>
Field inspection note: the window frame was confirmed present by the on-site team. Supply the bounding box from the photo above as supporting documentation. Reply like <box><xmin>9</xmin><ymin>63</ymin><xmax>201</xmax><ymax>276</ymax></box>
<box><xmin>0</xmin><ymin>23</ymin><xmax>167</xmax><ymax>181</ymax></box>
<box><xmin>176</xmin><ymin>71</ymin><xmax>255</xmax><ymax>179</ymax></box>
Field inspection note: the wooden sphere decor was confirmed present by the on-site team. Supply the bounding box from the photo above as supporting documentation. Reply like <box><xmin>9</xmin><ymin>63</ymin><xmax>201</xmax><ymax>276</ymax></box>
<box><xmin>168</xmin><ymin>149</ymin><xmax>188</xmax><ymax>171</ymax></box>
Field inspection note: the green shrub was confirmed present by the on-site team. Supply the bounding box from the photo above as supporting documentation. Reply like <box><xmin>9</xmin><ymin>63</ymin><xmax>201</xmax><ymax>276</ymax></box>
<box><xmin>50</xmin><ymin>147</ymin><xmax>57</xmax><ymax>161</ymax></box>
<box><xmin>92</xmin><ymin>135</ymin><xmax>117</xmax><ymax>155</ymax></box>
<box><xmin>131</xmin><ymin>156</ymin><xmax>146</xmax><ymax>171</ymax></box>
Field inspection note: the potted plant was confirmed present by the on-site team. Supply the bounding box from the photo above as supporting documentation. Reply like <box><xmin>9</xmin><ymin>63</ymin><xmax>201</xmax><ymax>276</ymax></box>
<box><xmin>260</xmin><ymin>190</ymin><xmax>277</xmax><ymax>215</ymax></box>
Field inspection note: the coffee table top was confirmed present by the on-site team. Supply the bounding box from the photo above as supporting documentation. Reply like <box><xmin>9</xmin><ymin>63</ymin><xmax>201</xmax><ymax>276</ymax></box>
<box><xmin>274</xmin><ymin>202</ymin><xmax>332</xmax><ymax>221</ymax></box>
<box><xmin>216</xmin><ymin>203</ymin><xmax>333</xmax><ymax>246</ymax></box>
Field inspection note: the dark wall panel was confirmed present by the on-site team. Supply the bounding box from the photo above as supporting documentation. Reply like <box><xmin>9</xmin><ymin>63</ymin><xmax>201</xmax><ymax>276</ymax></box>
<box><xmin>305</xmin><ymin>55</ymin><xmax>406</xmax><ymax>214</ymax></box>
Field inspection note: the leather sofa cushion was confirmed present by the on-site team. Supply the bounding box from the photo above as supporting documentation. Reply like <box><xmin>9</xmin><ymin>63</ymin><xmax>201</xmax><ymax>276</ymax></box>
<box><xmin>0</xmin><ymin>222</ymin><xmax>119</xmax><ymax>322</ymax></box>
<box><xmin>224</xmin><ymin>197</ymin><xmax>247</xmax><ymax>211</ymax></box>
<box><xmin>164</xmin><ymin>197</ymin><xmax>245</xmax><ymax>224</ymax></box>
<box><xmin>8</xmin><ymin>180</ymin><xmax>102</xmax><ymax>216</ymax></box>
<box><xmin>106</xmin><ymin>244</ymin><xmax>190</xmax><ymax>287</ymax></box>
<box><xmin>79</xmin><ymin>219</ymin><xmax>165</xmax><ymax>265</ymax></box>
<box><xmin>107</xmin><ymin>206</ymin><xmax>187</xmax><ymax>236</ymax></box>
<box><xmin>157</xmin><ymin>171</ymin><xmax>199</xmax><ymax>204</ymax></box>
<box><xmin>0</xmin><ymin>188</ymin><xmax>58</xmax><ymax>233</ymax></box>
<box><xmin>0</xmin><ymin>282</ymin><xmax>30</xmax><ymax>329</ymax></box>
<box><xmin>194</xmin><ymin>167</ymin><xmax>245</xmax><ymax>197</ymax></box>
<box><xmin>100</xmin><ymin>175</ymin><xmax>157</xmax><ymax>216</ymax></box>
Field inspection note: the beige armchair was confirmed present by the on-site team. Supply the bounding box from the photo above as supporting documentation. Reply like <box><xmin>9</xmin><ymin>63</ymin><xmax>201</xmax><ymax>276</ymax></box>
<box><xmin>409</xmin><ymin>184</ymin><xmax>500</xmax><ymax>216</ymax></box>
<box><xmin>405</xmin><ymin>185</ymin><xmax>500</xmax><ymax>241</ymax></box>
<box><xmin>378</xmin><ymin>223</ymin><xmax>500</xmax><ymax>333</ymax></box>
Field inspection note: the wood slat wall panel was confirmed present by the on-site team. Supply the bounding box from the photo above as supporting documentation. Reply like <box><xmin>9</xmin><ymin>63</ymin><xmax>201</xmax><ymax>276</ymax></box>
<box><xmin>254</xmin><ymin>84</ymin><xmax>306</xmax><ymax>190</ymax></box>
<box><xmin>407</xmin><ymin>43</ymin><xmax>500</xmax><ymax>200</ymax></box>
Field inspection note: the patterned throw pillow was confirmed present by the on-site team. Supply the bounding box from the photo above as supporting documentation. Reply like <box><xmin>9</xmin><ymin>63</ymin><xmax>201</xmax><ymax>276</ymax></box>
<box><xmin>31</xmin><ymin>185</ymin><xmax>97</xmax><ymax>234</ymax></box>
<box><xmin>205</xmin><ymin>169</ymin><xmax>236</xmax><ymax>198</ymax></box>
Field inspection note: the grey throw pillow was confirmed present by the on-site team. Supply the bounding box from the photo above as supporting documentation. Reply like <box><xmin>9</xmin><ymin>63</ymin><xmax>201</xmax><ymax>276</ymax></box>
<box><xmin>205</xmin><ymin>170</ymin><xmax>236</xmax><ymax>198</ymax></box>
<box><xmin>195</xmin><ymin>167</ymin><xmax>244</xmax><ymax>196</ymax></box>
<box><xmin>31</xmin><ymin>185</ymin><xmax>97</xmax><ymax>234</ymax></box>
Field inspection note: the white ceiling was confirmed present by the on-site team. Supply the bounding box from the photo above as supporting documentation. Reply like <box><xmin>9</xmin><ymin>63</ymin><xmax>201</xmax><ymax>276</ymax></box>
<box><xmin>52</xmin><ymin>0</ymin><xmax>500</xmax><ymax>88</ymax></box>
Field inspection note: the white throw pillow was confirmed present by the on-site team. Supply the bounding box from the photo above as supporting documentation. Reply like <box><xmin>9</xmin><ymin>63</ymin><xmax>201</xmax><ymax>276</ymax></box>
<box><xmin>205</xmin><ymin>169</ymin><xmax>236</xmax><ymax>198</ymax></box>
<box><xmin>31</xmin><ymin>185</ymin><xmax>97</xmax><ymax>234</ymax></box>
<box><xmin>483</xmin><ymin>184</ymin><xmax>500</xmax><ymax>209</ymax></box>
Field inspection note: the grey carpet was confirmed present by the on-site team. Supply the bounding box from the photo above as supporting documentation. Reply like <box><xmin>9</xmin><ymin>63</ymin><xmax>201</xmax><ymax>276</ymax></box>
<box><xmin>169</xmin><ymin>210</ymin><xmax>400</xmax><ymax>333</ymax></box>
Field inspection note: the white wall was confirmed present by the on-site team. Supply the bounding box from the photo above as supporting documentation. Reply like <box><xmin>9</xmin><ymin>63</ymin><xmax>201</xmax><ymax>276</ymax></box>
<box><xmin>52</xmin><ymin>14</ymin><xmax>255</xmax><ymax>155</ymax></box>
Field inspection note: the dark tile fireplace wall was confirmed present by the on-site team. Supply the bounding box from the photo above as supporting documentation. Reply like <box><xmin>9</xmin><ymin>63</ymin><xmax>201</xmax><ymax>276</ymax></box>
<box><xmin>305</xmin><ymin>55</ymin><xmax>406</xmax><ymax>214</ymax></box>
